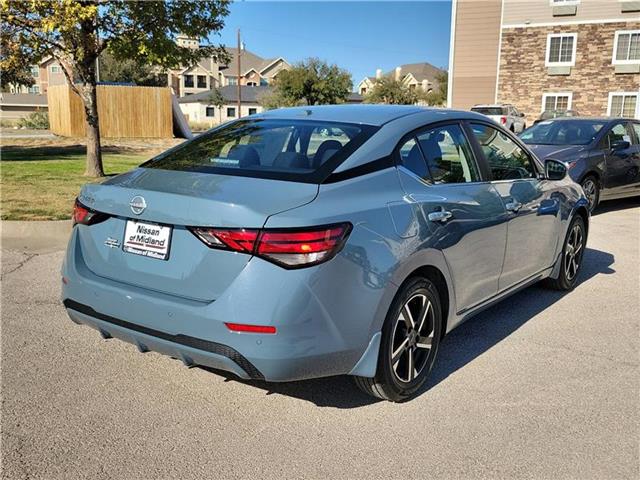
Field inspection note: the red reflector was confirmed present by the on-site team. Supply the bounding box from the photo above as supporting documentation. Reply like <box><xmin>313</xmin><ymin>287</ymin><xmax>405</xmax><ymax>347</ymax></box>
<box><xmin>500</xmin><ymin>116</ymin><xmax>507</xmax><ymax>124</ymax></box>
<box><xmin>225</xmin><ymin>322</ymin><xmax>276</xmax><ymax>334</ymax></box>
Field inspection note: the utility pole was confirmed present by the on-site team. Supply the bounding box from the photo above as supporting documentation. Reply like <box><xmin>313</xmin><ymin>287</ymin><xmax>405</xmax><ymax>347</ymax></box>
<box><xmin>236</xmin><ymin>28</ymin><xmax>242</xmax><ymax>118</ymax></box>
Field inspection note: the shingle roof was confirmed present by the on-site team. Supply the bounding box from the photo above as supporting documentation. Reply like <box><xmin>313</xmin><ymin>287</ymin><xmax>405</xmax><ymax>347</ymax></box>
<box><xmin>221</xmin><ymin>48</ymin><xmax>286</xmax><ymax>77</ymax></box>
<box><xmin>177</xmin><ymin>85</ymin><xmax>271</xmax><ymax>105</ymax></box>
<box><xmin>0</xmin><ymin>93</ymin><xmax>48</xmax><ymax>106</ymax></box>
<box><xmin>384</xmin><ymin>62</ymin><xmax>445</xmax><ymax>83</ymax></box>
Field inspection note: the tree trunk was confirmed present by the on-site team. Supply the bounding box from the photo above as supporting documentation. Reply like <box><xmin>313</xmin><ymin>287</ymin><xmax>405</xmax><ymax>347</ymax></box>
<box><xmin>81</xmin><ymin>83</ymin><xmax>104</xmax><ymax>177</ymax></box>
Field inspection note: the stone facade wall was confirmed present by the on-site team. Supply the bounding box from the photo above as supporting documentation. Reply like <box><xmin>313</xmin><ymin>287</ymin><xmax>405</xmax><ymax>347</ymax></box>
<box><xmin>498</xmin><ymin>22</ymin><xmax>640</xmax><ymax>125</ymax></box>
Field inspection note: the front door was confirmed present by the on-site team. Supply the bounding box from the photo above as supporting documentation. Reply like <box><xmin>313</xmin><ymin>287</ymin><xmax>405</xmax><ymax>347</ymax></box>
<box><xmin>396</xmin><ymin>122</ymin><xmax>508</xmax><ymax>312</ymax></box>
<box><xmin>600</xmin><ymin>122</ymin><xmax>640</xmax><ymax>199</ymax></box>
<box><xmin>468</xmin><ymin>122</ymin><xmax>561</xmax><ymax>291</ymax></box>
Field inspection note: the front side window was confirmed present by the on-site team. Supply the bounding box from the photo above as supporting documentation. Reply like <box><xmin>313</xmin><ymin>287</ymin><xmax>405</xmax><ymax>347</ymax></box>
<box><xmin>542</xmin><ymin>93</ymin><xmax>572</xmax><ymax>112</ymax></box>
<box><xmin>414</xmin><ymin>124</ymin><xmax>479</xmax><ymax>184</ymax></box>
<box><xmin>613</xmin><ymin>31</ymin><xmax>640</xmax><ymax>64</ymax></box>
<box><xmin>602</xmin><ymin>124</ymin><xmax>632</xmax><ymax>149</ymax></box>
<box><xmin>183</xmin><ymin>75</ymin><xmax>194</xmax><ymax>88</ymax></box>
<box><xmin>608</xmin><ymin>92</ymin><xmax>638</xmax><ymax>118</ymax></box>
<box><xmin>471</xmin><ymin>123</ymin><xmax>536</xmax><ymax>180</ymax></box>
<box><xmin>546</xmin><ymin>34</ymin><xmax>577</xmax><ymax>66</ymax></box>
<box><xmin>145</xmin><ymin>119</ymin><xmax>375</xmax><ymax>182</ymax></box>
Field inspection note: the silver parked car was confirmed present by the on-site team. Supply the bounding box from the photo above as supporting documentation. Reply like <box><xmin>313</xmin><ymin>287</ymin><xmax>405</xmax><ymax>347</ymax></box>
<box><xmin>471</xmin><ymin>104</ymin><xmax>527</xmax><ymax>133</ymax></box>
<box><xmin>62</xmin><ymin>105</ymin><xmax>589</xmax><ymax>402</ymax></box>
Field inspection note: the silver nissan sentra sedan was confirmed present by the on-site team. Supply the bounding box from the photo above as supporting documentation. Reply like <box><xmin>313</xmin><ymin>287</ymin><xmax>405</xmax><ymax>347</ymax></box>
<box><xmin>62</xmin><ymin>105</ymin><xmax>589</xmax><ymax>402</ymax></box>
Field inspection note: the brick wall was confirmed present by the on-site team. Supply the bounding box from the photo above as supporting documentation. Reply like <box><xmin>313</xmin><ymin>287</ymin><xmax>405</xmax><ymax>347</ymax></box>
<box><xmin>498</xmin><ymin>22</ymin><xmax>640</xmax><ymax>125</ymax></box>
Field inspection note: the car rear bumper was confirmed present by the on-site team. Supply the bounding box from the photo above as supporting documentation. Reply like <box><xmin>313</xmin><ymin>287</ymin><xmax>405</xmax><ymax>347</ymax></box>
<box><xmin>62</xmin><ymin>227</ymin><xmax>387</xmax><ymax>382</ymax></box>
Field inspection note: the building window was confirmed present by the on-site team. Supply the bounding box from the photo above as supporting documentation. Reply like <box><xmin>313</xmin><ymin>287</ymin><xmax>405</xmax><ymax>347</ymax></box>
<box><xmin>613</xmin><ymin>31</ymin><xmax>640</xmax><ymax>64</ymax></box>
<box><xmin>248</xmin><ymin>108</ymin><xmax>258</xmax><ymax>115</ymax></box>
<box><xmin>226</xmin><ymin>107</ymin><xmax>236</xmax><ymax>117</ymax></box>
<box><xmin>30</xmin><ymin>66</ymin><xmax>39</xmax><ymax>78</ymax></box>
<box><xmin>28</xmin><ymin>85</ymin><xmax>40</xmax><ymax>94</ymax></box>
<box><xmin>197</xmin><ymin>75</ymin><xmax>207</xmax><ymax>88</ymax></box>
<box><xmin>184</xmin><ymin>75</ymin><xmax>194</xmax><ymax>88</ymax></box>
<box><xmin>545</xmin><ymin>33</ymin><xmax>577</xmax><ymax>66</ymax></box>
<box><xmin>260</xmin><ymin>78</ymin><xmax>268</xmax><ymax>86</ymax></box>
<box><xmin>542</xmin><ymin>92</ymin><xmax>573</xmax><ymax>112</ymax></box>
<box><xmin>550</xmin><ymin>0</ymin><xmax>579</xmax><ymax>4</ymax></box>
<box><xmin>246</xmin><ymin>82</ymin><xmax>257</xmax><ymax>87</ymax></box>
<box><xmin>608</xmin><ymin>92</ymin><xmax>639</xmax><ymax>118</ymax></box>
<box><xmin>228</xmin><ymin>77</ymin><xmax>238</xmax><ymax>86</ymax></box>
<box><xmin>50</xmin><ymin>65</ymin><xmax>61</xmax><ymax>74</ymax></box>
<box><xmin>206</xmin><ymin>106</ymin><xmax>216</xmax><ymax>117</ymax></box>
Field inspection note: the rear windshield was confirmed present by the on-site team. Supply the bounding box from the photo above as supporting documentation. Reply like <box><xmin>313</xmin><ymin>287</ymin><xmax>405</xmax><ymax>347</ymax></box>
<box><xmin>519</xmin><ymin>120</ymin><xmax>605</xmax><ymax>146</ymax></box>
<box><xmin>144</xmin><ymin>119</ymin><xmax>377</xmax><ymax>183</ymax></box>
<box><xmin>471</xmin><ymin>107</ymin><xmax>505</xmax><ymax>116</ymax></box>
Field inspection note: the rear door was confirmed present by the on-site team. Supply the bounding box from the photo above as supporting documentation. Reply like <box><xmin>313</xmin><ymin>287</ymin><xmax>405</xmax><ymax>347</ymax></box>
<box><xmin>468</xmin><ymin>122</ymin><xmax>561</xmax><ymax>290</ymax></box>
<box><xmin>396</xmin><ymin>122</ymin><xmax>508</xmax><ymax>312</ymax></box>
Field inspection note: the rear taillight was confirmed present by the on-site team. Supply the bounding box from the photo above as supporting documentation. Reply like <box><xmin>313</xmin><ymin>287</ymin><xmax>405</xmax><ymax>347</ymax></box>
<box><xmin>72</xmin><ymin>199</ymin><xmax>109</xmax><ymax>226</ymax></box>
<box><xmin>190</xmin><ymin>223</ymin><xmax>352</xmax><ymax>269</ymax></box>
<box><xmin>500</xmin><ymin>116</ymin><xmax>507</xmax><ymax>124</ymax></box>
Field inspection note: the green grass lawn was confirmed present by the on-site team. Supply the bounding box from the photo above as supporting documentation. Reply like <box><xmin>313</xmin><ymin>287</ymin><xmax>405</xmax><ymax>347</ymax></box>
<box><xmin>1</xmin><ymin>152</ymin><xmax>146</xmax><ymax>220</ymax></box>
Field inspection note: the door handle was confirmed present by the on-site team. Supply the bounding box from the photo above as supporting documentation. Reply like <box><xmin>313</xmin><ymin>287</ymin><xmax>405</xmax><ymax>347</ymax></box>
<box><xmin>428</xmin><ymin>209</ymin><xmax>453</xmax><ymax>223</ymax></box>
<box><xmin>505</xmin><ymin>201</ymin><xmax>522</xmax><ymax>213</ymax></box>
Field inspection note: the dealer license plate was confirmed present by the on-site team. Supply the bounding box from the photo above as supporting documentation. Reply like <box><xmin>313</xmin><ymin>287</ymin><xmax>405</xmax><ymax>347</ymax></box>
<box><xmin>123</xmin><ymin>220</ymin><xmax>172</xmax><ymax>260</ymax></box>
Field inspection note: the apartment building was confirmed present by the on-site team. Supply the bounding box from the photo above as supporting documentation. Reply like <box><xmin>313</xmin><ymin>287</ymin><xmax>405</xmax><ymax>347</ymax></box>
<box><xmin>169</xmin><ymin>35</ymin><xmax>291</xmax><ymax>97</ymax></box>
<box><xmin>8</xmin><ymin>56</ymin><xmax>67</xmax><ymax>95</ymax></box>
<box><xmin>357</xmin><ymin>63</ymin><xmax>445</xmax><ymax>96</ymax></box>
<box><xmin>448</xmin><ymin>0</ymin><xmax>640</xmax><ymax>122</ymax></box>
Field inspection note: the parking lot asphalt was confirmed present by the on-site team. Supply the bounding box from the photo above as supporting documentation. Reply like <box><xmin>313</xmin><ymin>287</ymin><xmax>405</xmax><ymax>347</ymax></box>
<box><xmin>1</xmin><ymin>198</ymin><xmax>638</xmax><ymax>480</ymax></box>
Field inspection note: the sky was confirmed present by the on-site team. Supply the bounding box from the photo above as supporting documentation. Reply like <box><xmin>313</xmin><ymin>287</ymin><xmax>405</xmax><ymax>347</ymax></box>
<box><xmin>212</xmin><ymin>1</ymin><xmax>452</xmax><ymax>87</ymax></box>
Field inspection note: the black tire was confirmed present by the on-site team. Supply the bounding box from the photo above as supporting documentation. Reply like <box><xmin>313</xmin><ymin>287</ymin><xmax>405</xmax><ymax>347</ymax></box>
<box><xmin>580</xmin><ymin>175</ymin><xmax>600</xmax><ymax>213</ymax></box>
<box><xmin>354</xmin><ymin>277</ymin><xmax>442</xmax><ymax>402</ymax></box>
<box><xmin>545</xmin><ymin>215</ymin><xmax>586</xmax><ymax>291</ymax></box>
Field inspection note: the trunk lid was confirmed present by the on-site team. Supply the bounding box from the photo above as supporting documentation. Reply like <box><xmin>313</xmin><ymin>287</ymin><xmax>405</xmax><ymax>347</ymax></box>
<box><xmin>76</xmin><ymin>168</ymin><xmax>318</xmax><ymax>301</ymax></box>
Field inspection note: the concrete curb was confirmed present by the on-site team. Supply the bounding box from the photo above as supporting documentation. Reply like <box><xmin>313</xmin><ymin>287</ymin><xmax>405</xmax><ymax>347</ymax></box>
<box><xmin>1</xmin><ymin>220</ymin><xmax>72</xmax><ymax>253</ymax></box>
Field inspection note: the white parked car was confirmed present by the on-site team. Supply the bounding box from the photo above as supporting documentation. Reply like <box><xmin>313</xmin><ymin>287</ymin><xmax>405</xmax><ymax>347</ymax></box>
<box><xmin>471</xmin><ymin>104</ymin><xmax>527</xmax><ymax>133</ymax></box>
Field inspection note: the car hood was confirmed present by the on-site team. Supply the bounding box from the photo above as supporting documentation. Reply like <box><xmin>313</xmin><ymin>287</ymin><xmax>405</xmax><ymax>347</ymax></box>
<box><xmin>526</xmin><ymin>144</ymin><xmax>588</xmax><ymax>162</ymax></box>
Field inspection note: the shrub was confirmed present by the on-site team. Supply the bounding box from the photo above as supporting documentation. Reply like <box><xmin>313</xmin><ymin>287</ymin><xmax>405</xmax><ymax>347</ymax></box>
<box><xmin>17</xmin><ymin>111</ymin><xmax>49</xmax><ymax>130</ymax></box>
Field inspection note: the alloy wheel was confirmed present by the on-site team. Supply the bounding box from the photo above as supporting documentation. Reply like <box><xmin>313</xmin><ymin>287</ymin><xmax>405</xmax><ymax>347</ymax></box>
<box><xmin>582</xmin><ymin>178</ymin><xmax>597</xmax><ymax>210</ymax></box>
<box><xmin>564</xmin><ymin>223</ymin><xmax>584</xmax><ymax>281</ymax></box>
<box><xmin>390</xmin><ymin>294</ymin><xmax>435</xmax><ymax>383</ymax></box>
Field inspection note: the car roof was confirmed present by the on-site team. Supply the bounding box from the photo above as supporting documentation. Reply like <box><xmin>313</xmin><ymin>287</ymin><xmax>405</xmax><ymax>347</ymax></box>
<box><xmin>254</xmin><ymin>104</ymin><xmax>487</xmax><ymax>127</ymax></box>
<box><xmin>539</xmin><ymin>116</ymin><xmax>627</xmax><ymax>123</ymax></box>
<box><xmin>472</xmin><ymin>104</ymin><xmax>509</xmax><ymax>108</ymax></box>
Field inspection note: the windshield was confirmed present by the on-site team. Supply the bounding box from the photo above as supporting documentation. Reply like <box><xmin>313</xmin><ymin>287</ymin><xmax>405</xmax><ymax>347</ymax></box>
<box><xmin>471</xmin><ymin>107</ymin><xmax>505</xmax><ymax>116</ymax></box>
<box><xmin>144</xmin><ymin>119</ymin><xmax>377</xmax><ymax>183</ymax></box>
<box><xmin>520</xmin><ymin>120</ymin><xmax>605</xmax><ymax>146</ymax></box>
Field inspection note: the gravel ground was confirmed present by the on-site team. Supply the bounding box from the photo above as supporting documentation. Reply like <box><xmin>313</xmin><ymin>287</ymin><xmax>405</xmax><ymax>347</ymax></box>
<box><xmin>1</xmin><ymin>198</ymin><xmax>638</xmax><ymax>479</ymax></box>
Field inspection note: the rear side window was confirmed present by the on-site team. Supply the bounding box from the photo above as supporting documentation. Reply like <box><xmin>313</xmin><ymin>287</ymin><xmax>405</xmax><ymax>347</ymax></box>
<box><xmin>398</xmin><ymin>138</ymin><xmax>429</xmax><ymax>180</ymax></box>
<box><xmin>417</xmin><ymin>124</ymin><xmax>479</xmax><ymax>184</ymax></box>
<box><xmin>632</xmin><ymin>123</ymin><xmax>640</xmax><ymax>144</ymax></box>
<box><xmin>471</xmin><ymin>123</ymin><xmax>536</xmax><ymax>180</ymax></box>
<box><xmin>145</xmin><ymin>119</ymin><xmax>376</xmax><ymax>183</ymax></box>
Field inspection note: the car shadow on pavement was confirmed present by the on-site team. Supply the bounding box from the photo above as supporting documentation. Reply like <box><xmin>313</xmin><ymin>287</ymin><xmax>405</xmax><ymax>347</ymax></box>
<box><xmin>202</xmin><ymin>247</ymin><xmax>615</xmax><ymax>408</ymax></box>
<box><xmin>593</xmin><ymin>197</ymin><xmax>639</xmax><ymax>216</ymax></box>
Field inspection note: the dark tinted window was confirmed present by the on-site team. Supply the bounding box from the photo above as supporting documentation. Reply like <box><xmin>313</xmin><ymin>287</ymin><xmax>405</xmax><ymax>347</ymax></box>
<box><xmin>417</xmin><ymin>124</ymin><xmax>479</xmax><ymax>184</ymax></box>
<box><xmin>520</xmin><ymin>119</ymin><xmax>605</xmax><ymax>145</ymax></box>
<box><xmin>145</xmin><ymin>119</ymin><xmax>374</xmax><ymax>182</ymax></box>
<box><xmin>471</xmin><ymin>123</ymin><xmax>536</xmax><ymax>180</ymax></box>
<box><xmin>398</xmin><ymin>137</ymin><xmax>429</xmax><ymax>180</ymax></box>
<box><xmin>205</xmin><ymin>107</ymin><xmax>215</xmax><ymax>117</ymax></box>
<box><xmin>471</xmin><ymin>107</ymin><xmax>505</xmax><ymax>116</ymax></box>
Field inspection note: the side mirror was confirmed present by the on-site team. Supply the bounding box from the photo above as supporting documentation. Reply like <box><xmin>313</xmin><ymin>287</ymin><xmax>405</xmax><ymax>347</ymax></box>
<box><xmin>611</xmin><ymin>140</ymin><xmax>630</xmax><ymax>151</ymax></box>
<box><xmin>519</xmin><ymin>112</ymin><xmax>525</xmax><ymax>117</ymax></box>
<box><xmin>545</xmin><ymin>159</ymin><xmax>567</xmax><ymax>181</ymax></box>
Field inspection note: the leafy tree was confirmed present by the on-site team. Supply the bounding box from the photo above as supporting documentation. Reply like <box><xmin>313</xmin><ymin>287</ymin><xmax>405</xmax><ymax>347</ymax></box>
<box><xmin>271</xmin><ymin>58</ymin><xmax>352</xmax><ymax>106</ymax></box>
<box><xmin>1</xmin><ymin>0</ymin><xmax>230</xmax><ymax>177</ymax></box>
<box><xmin>420</xmin><ymin>71</ymin><xmax>448</xmax><ymax>106</ymax></box>
<box><xmin>364</xmin><ymin>77</ymin><xmax>418</xmax><ymax>105</ymax></box>
<box><xmin>0</xmin><ymin>24</ymin><xmax>37</xmax><ymax>91</ymax></box>
<box><xmin>98</xmin><ymin>51</ymin><xmax>167</xmax><ymax>87</ymax></box>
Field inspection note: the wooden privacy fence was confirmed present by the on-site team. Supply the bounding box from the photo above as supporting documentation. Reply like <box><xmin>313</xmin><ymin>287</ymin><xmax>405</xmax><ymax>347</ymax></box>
<box><xmin>47</xmin><ymin>84</ymin><xmax>173</xmax><ymax>138</ymax></box>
